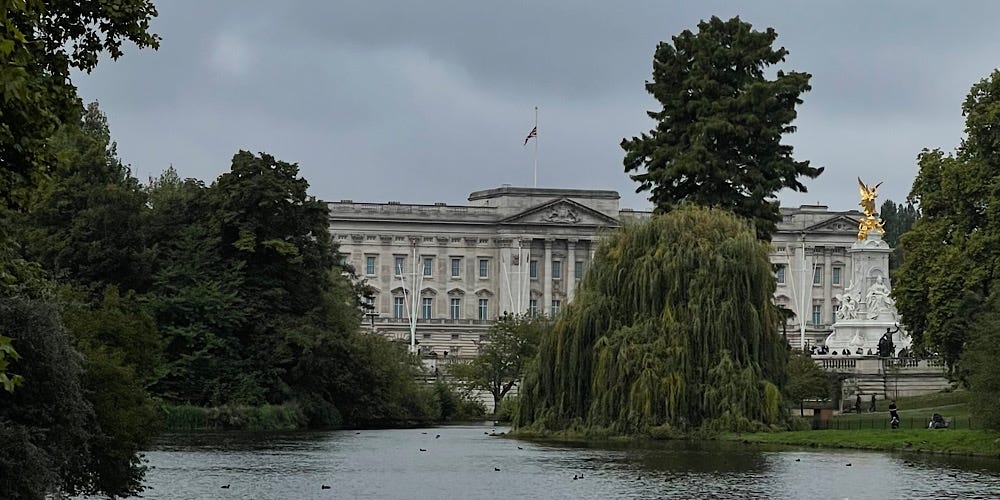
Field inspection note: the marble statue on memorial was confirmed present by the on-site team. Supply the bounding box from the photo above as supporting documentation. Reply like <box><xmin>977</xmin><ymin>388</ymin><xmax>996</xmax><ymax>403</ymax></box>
<box><xmin>865</xmin><ymin>275</ymin><xmax>896</xmax><ymax>320</ymax></box>
<box><xmin>835</xmin><ymin>280</ymin><xmax>861</xmax><ymax>321</ymax></box>
<box><xmin>822</xmin><ymin>179</ymin><xmax>912</xmax><ymax>355</ymax></box>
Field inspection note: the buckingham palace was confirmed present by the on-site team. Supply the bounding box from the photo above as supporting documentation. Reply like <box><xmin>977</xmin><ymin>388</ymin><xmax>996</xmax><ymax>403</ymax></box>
<box><xmin>328</xmin><ymin>186</ymin><xmax>862</xmax><ymax>359</ymax></box>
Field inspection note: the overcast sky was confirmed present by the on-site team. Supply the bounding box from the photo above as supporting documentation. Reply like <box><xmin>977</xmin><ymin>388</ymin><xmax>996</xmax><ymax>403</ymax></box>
<box><xmin>74</xmin><ymin>0</ymin><xmax>1000</xmax><ymax>212</ymax></box>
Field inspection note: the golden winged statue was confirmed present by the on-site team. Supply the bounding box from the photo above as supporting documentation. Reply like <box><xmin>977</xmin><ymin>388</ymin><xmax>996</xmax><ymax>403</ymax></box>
<box><xmin>857</xmin><ymin>177</ymin><xmax>885</xmax><ymax>240</ymax></box>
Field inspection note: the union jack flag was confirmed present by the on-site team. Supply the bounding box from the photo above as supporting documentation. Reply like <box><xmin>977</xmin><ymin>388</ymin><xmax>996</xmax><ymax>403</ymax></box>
<box><xmin>523</xmin><ymin>126</ymin><xmax>537</xmax><ymax>145</ymax></box>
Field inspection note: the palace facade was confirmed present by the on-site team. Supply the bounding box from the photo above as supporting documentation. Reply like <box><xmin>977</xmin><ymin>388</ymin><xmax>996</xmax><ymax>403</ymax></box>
<box><xmin>328</xmin><ymin>186</ymin><xmax>861</xmax><ymax>359</ymax></box>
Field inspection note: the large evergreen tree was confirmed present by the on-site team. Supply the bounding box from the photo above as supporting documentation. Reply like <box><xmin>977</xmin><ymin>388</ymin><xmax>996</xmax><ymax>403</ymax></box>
<box><xmin>621</xmin><ymin>16</ymin><xmax>822</xmax><ymax>240</ymax></box>
<box><xmin>515</xmin><ymin>207</ymin><xmax>787</xmax><ymax>434</ymax></box>
<box><xmin>894</xmin><ymin>70</ymin><xmax>1000</xmax><ymax>368</ymax></box>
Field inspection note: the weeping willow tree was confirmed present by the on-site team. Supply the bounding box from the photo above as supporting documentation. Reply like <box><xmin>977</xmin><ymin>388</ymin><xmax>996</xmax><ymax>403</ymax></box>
<box><xmin>515</xmin><ymin>207</ymin><xmax>787</xmax><ymax>434</ymax></box>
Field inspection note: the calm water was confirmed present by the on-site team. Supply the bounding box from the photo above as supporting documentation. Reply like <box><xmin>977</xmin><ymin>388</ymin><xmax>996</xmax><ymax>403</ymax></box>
<box><xmin>136</xmin><ymin>424</ymin><xmax>1000</xmax><ymax>499</ymax></box>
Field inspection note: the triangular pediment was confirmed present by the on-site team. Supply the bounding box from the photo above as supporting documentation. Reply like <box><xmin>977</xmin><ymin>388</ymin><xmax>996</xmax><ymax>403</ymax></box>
<box><xmin>804</xmin><ymin>214</ymin><xmax>861</xmax><ymax>233</ymax></box>
<box><xmin>499</xmin><ymin>198</ymin><xmax>620</xmax><ymax>227</ymax></box>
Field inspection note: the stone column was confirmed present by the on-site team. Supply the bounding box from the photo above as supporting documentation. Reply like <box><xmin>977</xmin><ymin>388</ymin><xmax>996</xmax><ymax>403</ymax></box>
<box><xmin>567</xmin><ymin>239</ymin><xmax>577</xmax><ymax>303</ymax></box>
<box><xmin>824</xmin><ymin>248</ymin><xmax>833</xmax><ymax>326</ymax></box>
<box><xmin>498</xmin><ymin>239</ymin><xmax>514</xmax><ymax>314</ymax></box>
<box><xmin>543</xmin><ymin>238</ymin><xmax>553</xmax><ymax>316</ymax></box>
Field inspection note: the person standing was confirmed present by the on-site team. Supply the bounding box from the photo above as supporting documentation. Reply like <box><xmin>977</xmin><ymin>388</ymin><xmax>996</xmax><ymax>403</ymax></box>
<box><xmin>869</xmin><ymin>394</ymin><xmax>877</xmax><ymax>413</ymax></box>
<box><xmin>855</xmin><ymin>394</ymin><xmax>862</xmax><ymax>414</ymax></box>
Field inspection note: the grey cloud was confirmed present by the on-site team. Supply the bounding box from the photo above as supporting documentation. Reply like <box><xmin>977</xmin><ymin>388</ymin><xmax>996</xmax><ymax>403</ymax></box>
<box><xmin>73</xmin><ymin>0</ymin><xmax>1000</xmax><ymax>216</ymax></box>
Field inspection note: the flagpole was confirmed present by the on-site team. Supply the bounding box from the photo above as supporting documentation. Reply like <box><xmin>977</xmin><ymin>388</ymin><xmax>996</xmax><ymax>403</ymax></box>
<box><xmin>533</xmin><ymin>106</ymin><xmax>538</xmax><ymax>188</ymax></box>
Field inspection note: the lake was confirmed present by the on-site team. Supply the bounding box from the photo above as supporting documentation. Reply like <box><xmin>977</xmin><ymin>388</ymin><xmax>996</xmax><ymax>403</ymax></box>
<box><xmin>137</xmin><ymin>423</ymin><xmax>1000</xmax><ymax>499</ymax></box>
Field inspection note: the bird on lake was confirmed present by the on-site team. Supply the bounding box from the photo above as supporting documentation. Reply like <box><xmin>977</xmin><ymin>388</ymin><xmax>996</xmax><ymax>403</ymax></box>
<box><xmin>494</xmin><ymin>467</ymin><xmax>501</xmax><ymax>471</ymax></box>
<box><xmin>573</xmin><ymin>475</ymin><xmax>579</xmax><ymax>480</ymax></box>
<box><xmin>419</xmin><ymin>448</ymin><xmax>427</xmax><ymax>452</ymax></box>
<box><xmin>436</xmin><ymin>434</ymin><xmax>441</xmax><ymax>439</ymax></box>
<box><xmin>846</xmin><ymin>463</ymin><xmax>852</xmax><ymax>467</ymax></box>
<box><xmin>321</xmin><ymin>485</ymin><xmax>331</xmax><ymax>489</ymax></box>
<box><xmin>355</xmin><ymin>432</ymin><xmax>361</xmax><ymax>435</ymax></box>
<box><xmin>421</xmin><ymin>432</ymin><xmax>428</xmax><ymax>434</ymax></box>
<box><xmin>484</xmin><ymin>431</ymin><xmax>489</xmax><ymax>435</ymax></box>
<box><xmin>221</xmin><ymin>484</ymin><xmax>230</xmax><ymax>489</ymax></box>
<box><xmin>517</xmin><ymin>446</ymin><xmax>523</xmax><ymax>450</ymax></box>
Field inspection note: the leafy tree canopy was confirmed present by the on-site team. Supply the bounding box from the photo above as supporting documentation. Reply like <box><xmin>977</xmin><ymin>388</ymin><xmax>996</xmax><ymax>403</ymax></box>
<box><xmin>879</xmin><ymin>198</ymin><xmax>920</xmax><ymax>270</ymax></box>
<box><xmin>449</xmin><ymin>313</ymin><xmax>544</xmax><ymax>414</ymax></box>
<box><xmin>0</xmin><ymin>0</ymin><xmax>159</xmax><ymax>210</ymax></box>
<box><xmin>621</xmin><ymin>16</ymin><xmax>822</xmax><ymax>240</ymax></box>
<box><xmin>783</xmin><ymin>353</ymin><xmax>833</xmax><ymax>416</ymax></box>
<box><xmin>894</xmin><ymin>70</ymin><xmax>1000</xmax><ymax>368</ymax></box>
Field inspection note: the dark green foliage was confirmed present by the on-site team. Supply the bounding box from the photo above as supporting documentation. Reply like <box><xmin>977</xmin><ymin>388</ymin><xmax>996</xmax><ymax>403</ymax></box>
<box><xmin>783</xmin><ymin>353</ymin><xmax>833</xmax><ymax>415</ymax></box>
<box><xmin>879</xmin><ymin>199</ymin><xmax>920</xmax><ymax>270</ymax></box>
<box><xmin>895</xmin><ymin>70</ymin><xmax>1000</xmax><ymax>367</ymax></box>
<box><xmin>23</xmin><ymin>102</ymin><xmax>150</xmax><ymax>294</ymax></box>
<box><xmin>515</xmin><ymin>208</ymin><xmax>788</xmax><ymax>434</ymax></box>
<box><xmin>431</xmin><ymin>381</ymin><xmax>487</xmax><ymax>422</ymax></box>
<box><xmin>0</xmin><ymin>299</ymin><xmax>93</xmax><ymax>498</ymax></box>
<box><xmin>963</xmin><ymin>293</ymin><xmax>1000</xmax><ymax>430</ymax></box>
<box><xmin>622</xmin><ymin>16</ymin><xmax>822</xmax><ymax>240</ymax></box>
<box><xmin>0</xmin><ymin>334</ymin><xmax>22</xmax><ymax>392</ymax></box>
<box><xmin>449</xmin><ymin>313</ymin><xmax>544</xmax><ymax>413</ymax></box>
<box><xmin>209</xmin><ymin>151</ymin><xmax>344</xmax><ymax>402</ymax></box>
<box><xmin>322</xmin><ymin>334</ymin><xmax>435</xmax><ymax>427</ymax></box>
<box><xmin>78</xmin><ymin>347</ymin><xmax>158</xmax><ymax>496</ymax></box>
<box><xmin>143</xmin><ymin>169</ymin><xmax>249</xmax><ymax>405</ymax></box>
<box><xmin>0</xmin><ymin>0</ymin><xmax>159</xmax><ymax>210</ymax></box>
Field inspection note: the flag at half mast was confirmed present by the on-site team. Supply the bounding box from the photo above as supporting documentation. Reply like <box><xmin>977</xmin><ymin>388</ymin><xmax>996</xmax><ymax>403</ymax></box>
<box><xmin>523</xmin><ymin>126</ymin><xmax>537</xmax><ymax>145</ymax></box>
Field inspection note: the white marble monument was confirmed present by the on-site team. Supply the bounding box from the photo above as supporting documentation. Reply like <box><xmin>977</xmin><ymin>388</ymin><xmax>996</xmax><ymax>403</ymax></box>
<box><xmin>823</xmin><ymin>179</ymin><xmax>912</xmax><ymax>355</ymax></box>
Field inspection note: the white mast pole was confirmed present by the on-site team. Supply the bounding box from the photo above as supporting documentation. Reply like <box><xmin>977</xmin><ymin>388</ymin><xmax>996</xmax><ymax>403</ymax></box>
<box><xmin>800</xmin><ymin>237</ymin><xmax>808</xmax><ymax>352</ymax></box>
<box><xmin>409</xmin><ymin>242</ymin><xmax>420</xmax><ymax>353</ymax></box>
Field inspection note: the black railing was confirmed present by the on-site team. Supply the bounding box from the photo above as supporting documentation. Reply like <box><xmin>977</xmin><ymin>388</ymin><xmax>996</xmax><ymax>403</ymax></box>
<box><xmin>811</xmin><ymin>416</ymin><xmax>978</xmax><ymax>430</ymax></box>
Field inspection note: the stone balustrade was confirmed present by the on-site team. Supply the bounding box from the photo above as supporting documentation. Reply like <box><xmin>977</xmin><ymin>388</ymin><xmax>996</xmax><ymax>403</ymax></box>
<box><xmin>813</xmin><ymin>356</ymin><xmax>946</xmax><ymax>375</ymax></box>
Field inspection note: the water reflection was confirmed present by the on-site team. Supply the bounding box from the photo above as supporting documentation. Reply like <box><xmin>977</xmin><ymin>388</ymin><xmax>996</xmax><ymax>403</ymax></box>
<box><xmin>136</xmin><ymin>425</ymin><xmax>1000</xmax><ymax>499</ymax></box>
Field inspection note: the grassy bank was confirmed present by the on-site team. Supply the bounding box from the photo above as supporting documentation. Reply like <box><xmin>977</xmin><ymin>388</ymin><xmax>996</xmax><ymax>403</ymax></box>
<box><xmin>509</xmin><ymin>391</ymin><xmax>1000</xmax><ymax>458</ymax></box>
<box><xmin>160</xmin><ymin>403</ymin><xmax>306</xmax><ymax>431</ymax></box>
<box><xmin>726</xmin><ymin>429</ymin><xmax>1000</xmax><ymax>457</ymax></box>
<box><xmin>735</xmin><ymin>391</ymin><xmax>1000</xmax><ymax>457</ymax></box>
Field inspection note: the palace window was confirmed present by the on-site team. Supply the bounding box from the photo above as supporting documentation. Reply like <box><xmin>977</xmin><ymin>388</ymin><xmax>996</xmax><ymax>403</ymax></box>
<box><xmin>423</xmin><ymin>257</ymin><xmax>433</xmax><ymax>277</ymax></box>
<box><xmin>451</xmin><ymin>257</ymin><xmax>462</xmax><ymax>278</ymax></box>
<box><xmin>421</xmin><ymin>297</ymin><xmax>432</xmax><ymax>319</ymax></box>
<box><xmin>775</xmin><ymin>264</ymin><xmax>786</xmax><ymax>285</ymax></box>
<box><xmin>529</xmin><ymin>299</ymin><xmax>538</xmax><ymax>318</ymax></box>
<box><xmin>479</xmin><ymin>258</ymin><xmax>489</xmax><ymax>278</ymax></box>
<box><xmin>813</xmin><ymin>265</ymin><xmax>823</xmax><ymax>286</ymax></box>
<box><xmin>393</xmin><ymin>297</ymin><xmax>405</xmax><ymax>319</ymax></box>
<box><xmin>394</xmin><ymin>256</ymin><xmax>405</xmax><ymax>276</ymax></box>
<box><xmin>832</xmin><ymin>266</ymin><xmax>842</xmax><ymax>286</ymax></box>
<box><xmin>529</xmin><ymin>260</ymin><xmax>538</xmax><ymax>279</ymax></box>
<box><xmin>812</xmin><ymin>304</ymin><xmax>822</xmax><ymax>325</ymax></box>
<box><xmin>478</xmin><ymin>299</ymin><xmax>489</xmax><ymax>320</ymax></box>
<box><xmin>450</xmin><ymin>298</ymin><xmax>461</xmax><ymax>320</ymax></box>
<box><xmin>365</xmin><ymin>255</ymin><xmax>376</xmax><ymax>276</ymax></box>
<box><xmin>551</xmin><ymin>299</ymin><xmax>561</xmax><ymax>316</ymax></box>
<box><xmin>552</xmin><ymin>260</ymin><xmax>562</xmax><ymax>279</ymax></box>
<box><xmin>575</xmin><ymin>261</ymin><xmax>584</xmax><ymax>281</ymax></box>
